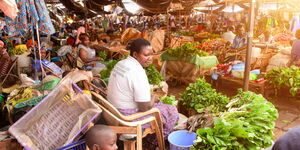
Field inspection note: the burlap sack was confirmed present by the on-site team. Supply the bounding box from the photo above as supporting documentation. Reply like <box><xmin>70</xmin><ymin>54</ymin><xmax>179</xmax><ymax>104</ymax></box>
<box><xmin>170</xmin><ymin>36</ymin><xmax>194</xmax><ymax>48</ymax></box>
<box><xmin>146</xmin><ymin>30</ymin><xmax>165</xmax><ymax>53</ymax></box>
<box><xmin>166</xmin><ymin>60</ymin><xmax>204</xmax><ymax>84</ymax></box>
<box><xmin>121</xmin><ymin>28</ymin><xmax>141</xmax><ymax>45</ymax></box>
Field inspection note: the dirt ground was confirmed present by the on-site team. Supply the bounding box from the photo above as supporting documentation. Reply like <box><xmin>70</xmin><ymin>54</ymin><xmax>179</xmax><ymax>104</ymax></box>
<box><xmin>168</xmin><ymin>81</ymin><xmax>300</xmax><ymax>141</ymax></box>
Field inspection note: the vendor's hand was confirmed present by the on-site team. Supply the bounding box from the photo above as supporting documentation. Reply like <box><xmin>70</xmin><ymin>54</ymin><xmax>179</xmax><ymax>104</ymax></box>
<box><xmin>152</xmin><ymin>94</ymin><xmax>160</xmax><ymax>103</ymax></box>
<box><xmin>95</xmin><ymin>57</ymin><xmax>101</xmax><ymax>61</ymax></box>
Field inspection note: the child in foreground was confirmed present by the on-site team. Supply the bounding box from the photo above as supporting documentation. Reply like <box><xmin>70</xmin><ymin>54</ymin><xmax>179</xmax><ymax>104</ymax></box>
<box><xmin>85</xmin><ymin>125</ymin><xmax>118</xmax><ymax>150</ymax></box>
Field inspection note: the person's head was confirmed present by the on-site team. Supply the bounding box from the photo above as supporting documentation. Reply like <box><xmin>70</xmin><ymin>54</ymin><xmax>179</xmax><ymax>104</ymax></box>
<box><xmin>38</xmin><ymin>48</ymin><xmax>47</xmax><ymax>59</ymax></box>
<box><xmin>66</xmin><ymin>26</ymin><xmax>72</xmax><ymax>33</ymax></box>
<box><xmin>0</xmin><ymin>40</ymin><xmax>4</xmax><ymax>50</ymax></box>
<box><xmin>295</xmin><ymin>29</ymin><xmax>300</xmax><ymax>39</ymax></box>
<box><xmin>129</xmin><ymin>38</ymin><xmax>153</xmax><ymax>68</ymax></box>
<box><xmin>79</xmin><ymin>33</ymin><xmax>90</xmax><ymax>46</ymax></box>
<box><xmin>228</xmin><ymin>26</ymin><xmax>235</xmax><ymax>32</ymax></box>
<box><xmin>85</xmin><ymin>125</ymin><xmax>117</xmax><ymax>150</ymax></box>
<box><xmin>236</xmin><ymin>25</ymin><xmax>245</xmax><ymax>36</ymax></box>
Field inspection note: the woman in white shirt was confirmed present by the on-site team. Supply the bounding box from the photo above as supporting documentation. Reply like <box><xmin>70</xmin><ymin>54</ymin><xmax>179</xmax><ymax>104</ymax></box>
<box><xmin>78</xmin><ymin>33</ymin><xmax>106</xmax><ymax>75</ymax></box>
<box><xmin>107</xmin><ymin>38</ymin><xmax>179</xmax><ymax>146</ymax></box>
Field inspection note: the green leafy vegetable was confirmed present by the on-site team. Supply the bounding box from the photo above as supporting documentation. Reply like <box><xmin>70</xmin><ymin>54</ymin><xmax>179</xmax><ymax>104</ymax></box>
<box><xmin>160</xmin><ymin>95</ymin><xmax>177</xmax><ymax>106</ymax></box>
<box><xmin>192</xmin><ymin>91</ymin><xmax>278</xmax><ymax>150</ymax></box>
<box><xmin>100</xmin><ymin>61</ymin><xmax>163</xmax><ymax>86</ymax></box>
<box><xmin>180</xmin><ymin>78</ymin><xmax>230</xmax><ymax>113</ymax></box>
<box><xmin>166</xmin><ymin>42</ymin><xmax>208</xmax><ymax>59</ymax></box>
<box><xmin>174</xmin><ymin>31</ymin><xmax>196</xmax><ymax>36</ymax></box>
<box><xmin>100</xmin><ymin>59</ymin><xmax>120</xmax><ymax>79</ymax></box>
<box><xmin>266</xmin><ymin>66</ymin><xmax>300</xmax><ymax>96</ymax></box>
<box><xmin>145</xmin><ymin>64</ymin><xmax>163</xmax><ymax>85</ymax></box>
<box><xmin>98</xmin><ymin>51</ymin><xmax>108</xmax><ymax>60</ymax></box>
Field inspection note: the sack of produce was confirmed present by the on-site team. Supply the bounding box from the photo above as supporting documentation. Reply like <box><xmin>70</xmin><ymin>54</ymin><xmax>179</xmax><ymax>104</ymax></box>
<box><xmin>147</xmin><ymin>29</ymin><xmax>165</xmax><ymax>53</ymax></box>
<box><xmin>266</xmin><ymin>53</ymin><xmax>291</xmax><ymax>71</ymax></box>
<box><xmin>166</xmin><ymin>60</ymin><xmax>202</xmax><ymax>84</ymax></box>
<box><xmin>170</xmin><ymin>36</ymin><xmax>194</xmax><ymax>48</ymax></box>
<box><xmin>121</xmin><ymin>28</ymin><xmax>141</xmax><ymax>45</ymax></box>
<box><xmin>11</xmin><ymin>52</ymin><xmax>31</xmax><ymax>68</ymax></box>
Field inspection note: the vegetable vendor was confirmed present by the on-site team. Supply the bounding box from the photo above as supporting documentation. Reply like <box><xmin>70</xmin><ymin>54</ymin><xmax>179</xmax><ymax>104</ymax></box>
<box><xmin>231</xmin><ymin>25</ymin><xmax>247</xmax><ymax>51</ymax></box>
<box><xmin>107</xmin><ymin>38</ymin><xmax>179</xmax><ymax>147</ymax></box>
<box><xmin>291</xmin><ymin>29</ymin><xmax>300</xmax><ymax>66</ymax></box>
<box><xmin>225</xmin><ymin>25</ymin><xmax>248</xmax><ymax>62</ymax></box>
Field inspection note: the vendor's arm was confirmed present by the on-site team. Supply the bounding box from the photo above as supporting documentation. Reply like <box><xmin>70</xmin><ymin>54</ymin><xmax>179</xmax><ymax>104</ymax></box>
<box><xmin>79</xmin><ymin>48</ymin><xmax>100</xmax><ymax>63</ymax></box>
<box><xmin>132</xmin><ymin>70</ymin><xmax>154</xmax><ymax>112</ymax></box>
<box><xmin>137</xmin><ymin>95</ymin><xmax>157</xmax><ymax>112</ymax></box>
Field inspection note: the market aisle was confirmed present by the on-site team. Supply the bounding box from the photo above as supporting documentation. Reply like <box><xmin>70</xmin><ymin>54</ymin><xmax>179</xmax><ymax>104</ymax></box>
<box><xmin>168</xmin><ymin>83</ymin><xmax>300</xmax><ymax>141</ymax></box>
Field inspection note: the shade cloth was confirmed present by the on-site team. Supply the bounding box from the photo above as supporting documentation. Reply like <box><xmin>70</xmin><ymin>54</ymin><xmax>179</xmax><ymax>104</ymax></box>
<box><xmin>6</xmin><ymin>0</ymin><xmax>55</xmax><ymax>36</ymax></box>
<box><xmin>0</xmin><ymin>0</ymin><xmax>18</xmax><ymax>19</ymax></box>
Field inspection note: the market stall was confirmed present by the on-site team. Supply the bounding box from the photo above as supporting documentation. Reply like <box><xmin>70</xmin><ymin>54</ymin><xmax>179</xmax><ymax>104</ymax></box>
<box><xmin>1</xmin><ymin>0</ymin><xmax>299</xmax><ymax>149</ymax></box>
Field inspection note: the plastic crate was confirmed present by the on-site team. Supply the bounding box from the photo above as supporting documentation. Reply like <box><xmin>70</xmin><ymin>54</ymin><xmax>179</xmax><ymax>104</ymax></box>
<box><xmin>56</xmin><ymin>139</ymin><xmax>86</xmax><ymax>150</ymax></box>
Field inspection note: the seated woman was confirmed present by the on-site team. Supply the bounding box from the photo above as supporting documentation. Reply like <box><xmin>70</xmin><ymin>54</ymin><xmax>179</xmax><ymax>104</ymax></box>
<box><xmin>107</xmin><ymin>38</ymin><xmax>179</xmax><ymax>146</ymax></box>
<box><xmin>78</xmin><ymin>33</ymin><xmax>106</xmax><ymax>75</ymax></box>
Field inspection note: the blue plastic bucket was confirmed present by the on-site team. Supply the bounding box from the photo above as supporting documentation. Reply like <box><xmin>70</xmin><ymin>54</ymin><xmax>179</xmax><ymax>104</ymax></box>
<box><xmin>168</xmin><ymin>130</ymin><xmax>197</xmax><ymax>150</ymax></box>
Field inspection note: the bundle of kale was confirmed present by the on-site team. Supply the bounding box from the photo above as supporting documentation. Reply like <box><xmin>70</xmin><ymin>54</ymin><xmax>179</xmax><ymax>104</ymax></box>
<box><xmin>192</xmin><ymin>90</ymin><xmax>278</xmax><ymax>150</ymax></box>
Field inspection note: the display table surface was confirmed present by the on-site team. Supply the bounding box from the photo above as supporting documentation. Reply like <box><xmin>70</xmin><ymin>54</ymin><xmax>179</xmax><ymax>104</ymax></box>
<box><xmin>207</xmin><ymin>75</ymin><xmax>267</xmax><ymax>95</ymax></box>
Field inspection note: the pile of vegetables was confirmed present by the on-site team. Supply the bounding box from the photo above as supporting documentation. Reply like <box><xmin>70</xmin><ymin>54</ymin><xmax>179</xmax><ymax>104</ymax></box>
<box><xmin>145</xmin><ymin>64</ymin><xmax>164</xmax><ymax>85</ymax></box>
<box><xmin>100</xmin><ymin>61</ymin><xmax>163</xmax><ymax>86</ymax></box>
<box><xmin>160</xmin><ymin>95</ymin><xmax>177</xmax><ymax>106</ymax></box>
<box><xmin>274</xmin><ymin>31</ymin><xmax>293</xmax><ymax>42</ymax></box>
<box><xmin>166</xmin><ymin>42</ymin><xmax>208</xmax><ymax>58</ymax></box>
<box><xmin>174</xmin><ymin>31</ymin><xmax>196</xmax><ymax>36</ymax></box>
<box><xmin>196</xmin><ymin>38</ymin><xmax>228</xmax><ymax>52</ymax></box>
<box><xmin>266</xmin><ymin>66</ymin><xmax>300</xmax><ymax>96</ymax></box>
<box><xmin>192</xmin><ymin>90</ymin><xmax>278</xmax><ymax>150</ymax></box>
<box><xmin>100</xmin><ymin>59</ymin><xmax>120</xmax><ymax>79</ymax></box>
<box><xmin>180</xmin><ymin>78</ymin><xmax>230</xmax><ymax>113</ymax></box>
<box><xmin>98</xmin><ymin>51</ymin><xmax>108</xmax><ymax>60</ymax></box>
<box><xmin>194</xmin><ymin>32</ymin><xmax>221</xmax><ymax>38</ymax></box>
<box><xmin>9</xmin><ymin>45</ymin><xmax>28</xmax><ymax>56</ymax></box>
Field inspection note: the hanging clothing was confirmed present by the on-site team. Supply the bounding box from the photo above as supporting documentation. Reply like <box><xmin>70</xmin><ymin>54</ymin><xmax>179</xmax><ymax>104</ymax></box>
<box><xmin>290</xmin><ymin>16</ymin><xmax>300</xmax><ymax>32</ymax></box>
<box><xmin>0</xmin><ymin>0</ymin><xmax>18</xmax><ymax>20</ymax></box>
<box><xmin>6</xmin><ymin>0</ymin><xmax>55</xmax><ymax>36</ymax></box>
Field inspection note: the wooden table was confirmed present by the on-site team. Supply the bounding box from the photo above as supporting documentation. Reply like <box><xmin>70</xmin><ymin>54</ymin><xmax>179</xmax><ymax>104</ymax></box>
<box><xmin>216</xmin><ymin>75</ymin><xmax>266</xmax><ymax>95</ymax></box>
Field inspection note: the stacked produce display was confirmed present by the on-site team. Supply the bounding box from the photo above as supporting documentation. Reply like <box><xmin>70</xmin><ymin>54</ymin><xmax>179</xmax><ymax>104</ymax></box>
<box><xmin>266</xmin><ymin>66</ymin><xmax>300</xmax><ymax>96</ymax></box>
<box><xmin>181</xmin><ymin>78</ymin><xmax>230</xmax><ymax>113</ymax></box>
<box><xmin>174</xmin><ymin>31</ymin><xmax>196</xmax><ymax>36</ymax></box>
<box><xmin>165</xmin><ymin>42</ymin><xmax>208</xmax><ymax>58</ymax></box>
<box><xmin>192</xmin><ymin>90</ymin><xmax>278</xmax><ymax>150</ymax></box>
<box><xmin>196</xmin><ymin>38</ymin><xmax>229</xmax><ymax>63</ymax></box>
<box><xmin>180</xmin><ymin>79</ymin><xmax>278</xmax><ymax>150</ymax></box>
<box><xmin>274</xmin><ymin>31</ymin><xmax>293</xmax><ymax>42</ymax></box>
<box><xmin>194</xmin><ymin>32</ymin><xmax>221</xmax><ymax>39</ymax></box>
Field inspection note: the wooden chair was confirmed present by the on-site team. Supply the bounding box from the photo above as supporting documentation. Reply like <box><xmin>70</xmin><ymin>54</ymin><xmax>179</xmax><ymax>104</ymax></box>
<box><xmin>91</xmin><ymin>92</ymin><xmax>165</xmax><ymax>150</ymax></box>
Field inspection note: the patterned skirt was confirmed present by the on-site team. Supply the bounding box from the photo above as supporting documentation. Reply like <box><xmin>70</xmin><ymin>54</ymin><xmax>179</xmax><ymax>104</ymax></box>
<box><xmin>118</xmin><ymin>101</ymin><xmax>179</xmax><ymax>144</ymax></box>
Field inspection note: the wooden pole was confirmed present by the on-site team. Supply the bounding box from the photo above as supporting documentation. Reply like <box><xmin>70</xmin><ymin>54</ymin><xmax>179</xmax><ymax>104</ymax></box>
<box><xmin>243</xmin><ymin>0</ymin><xmax>256</xmax><ymax>91</ymax></box>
